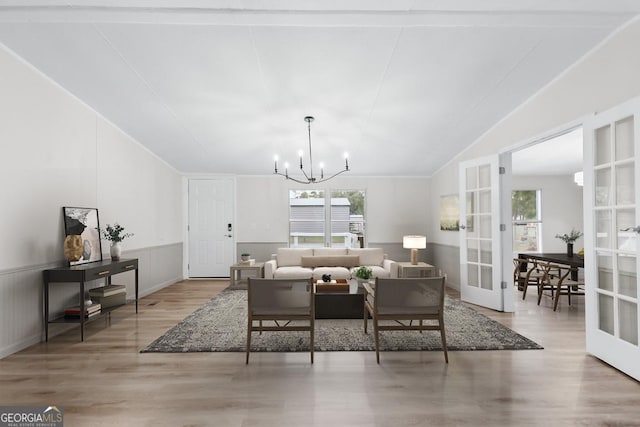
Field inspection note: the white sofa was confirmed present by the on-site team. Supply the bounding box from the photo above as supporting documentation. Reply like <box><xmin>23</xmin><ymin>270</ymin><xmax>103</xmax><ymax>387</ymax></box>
<box><xmin>264</xmin><ymin>247</ymin><xmax>398</xmax><ymax>280</ymax></box>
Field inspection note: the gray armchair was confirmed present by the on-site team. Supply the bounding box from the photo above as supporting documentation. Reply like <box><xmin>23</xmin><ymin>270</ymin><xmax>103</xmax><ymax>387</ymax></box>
<box><xmin>363</xmin><ymin>276</ymin><xmax>448</xmax><ymax>363</ymax></box>
<box><xmin>246</xmin><ymin>278</ymin><xmax>315</xmax><ymax>363</ymax></box>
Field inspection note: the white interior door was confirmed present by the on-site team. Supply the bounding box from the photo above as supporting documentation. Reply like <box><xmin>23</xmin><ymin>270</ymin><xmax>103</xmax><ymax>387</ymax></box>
<box><xmin>459</xmin><ymin>155</ymin><xmax>505</xmax><ymax>311</ymax></box>
<box><xmin>188</xmin><ymin>178</ymin><xmax>234</xmax><ymax>277</ymax></box>
<box><xmin>584</xmin><ymin>98</ymin><xmax>640</xmax><ymax>381</ymax></box>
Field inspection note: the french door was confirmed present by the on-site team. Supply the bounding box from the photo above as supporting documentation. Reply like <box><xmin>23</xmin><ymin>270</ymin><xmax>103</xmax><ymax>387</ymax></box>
<box><xmin>459</xmin><ymin>155</ymin><xmax>507</xmax><ymax>311</ymax></box>
<box><xmin>188</xmin><ymin>178</ymin><xmax>235</xmax><ymax>277</ymax></box>
<box><xmin>584</xmin><ymin>97</ymin><xmax>640</xmax><ymax>381</ymax></box>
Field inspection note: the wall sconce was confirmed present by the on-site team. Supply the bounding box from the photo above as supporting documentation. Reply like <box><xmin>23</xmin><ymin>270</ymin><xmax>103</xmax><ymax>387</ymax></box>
<box><xmin>403</xmin><ymin>235</ymin><xmax>426</xmax><ymax>265</ymax></box>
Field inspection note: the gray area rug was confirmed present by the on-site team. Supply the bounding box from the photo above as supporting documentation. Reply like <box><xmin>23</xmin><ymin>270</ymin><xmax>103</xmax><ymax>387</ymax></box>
<box><xmin>141</xmin><ymin>289</ymin><xmax>543</xmax><ymax>353</ymax></box>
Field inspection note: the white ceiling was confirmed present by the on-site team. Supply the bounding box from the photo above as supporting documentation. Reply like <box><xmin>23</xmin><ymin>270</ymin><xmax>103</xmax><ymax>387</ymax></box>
<box><xmin>512</xmin><ymin>128</ymin><xmax>583</xmax><ymax>176</ymax></box>
<box><xmin>0</xmin><ymin>1</ymin><xmax>637</xmax><ymax>177</ymax></box>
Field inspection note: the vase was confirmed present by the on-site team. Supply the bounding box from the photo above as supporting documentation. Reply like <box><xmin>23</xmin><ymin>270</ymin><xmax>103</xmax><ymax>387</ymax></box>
<box><xmin>110</xmin><ymin>242</ymin><xmax>122</xmax><ymax>261</ymax></box>
<box><xmin>567</xmin><ymin>243</ymin><xmax>574</xmax><ymax>257</ymax></box>
<box><xmin>63</xmin><ymin>235</ymin><xmax>83</xmax><ymax>262</ymax></box>
<box><xmin>356</xmin><ymin>277</ymin><xmax>370</xmax><ymax>287</ymax></box>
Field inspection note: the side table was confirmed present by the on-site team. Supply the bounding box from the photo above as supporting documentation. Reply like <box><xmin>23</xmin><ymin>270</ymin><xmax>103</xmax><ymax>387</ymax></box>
<box><xmin>230</xmin><ymin>262</ymin><xmax>264</xmax><ymax>287</ymax></box>
<box><xmin>397</xmin><ymin>262</ymin><xmax>436</xmax><ymax>278</ymax></box>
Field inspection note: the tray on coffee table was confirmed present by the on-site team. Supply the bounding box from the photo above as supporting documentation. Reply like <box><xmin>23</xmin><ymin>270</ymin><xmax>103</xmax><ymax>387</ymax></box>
<box><xmin>315</xmin><ymin>279</ymin><xmax>349</xmax><ymax>293</ymax></box>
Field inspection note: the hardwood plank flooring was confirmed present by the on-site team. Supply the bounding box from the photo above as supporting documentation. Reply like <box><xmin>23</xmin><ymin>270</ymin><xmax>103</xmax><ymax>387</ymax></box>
<box><xmin>1</xmin><ymin>280</ymin><xmax>639</xmax><ymax>426</ymax></box>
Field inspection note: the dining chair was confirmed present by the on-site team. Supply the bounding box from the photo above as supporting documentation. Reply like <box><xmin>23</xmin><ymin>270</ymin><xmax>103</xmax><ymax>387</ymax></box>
<box><xmin>246</xmin><ymin>277</ymin><xmax>315</xmax><ymax>363</ymax></box>
<box><xmin>363</xmin><ymin>276</ymin><xmax>448</xmax><ymax>363</ymax></box>
<box><xmin>513</xmin><ymin>257</ymin><xmax>545</xmax><ymax>300</ymax></box>
<box><xmin>538</xmin><ymin>263</ymin><xmax>584</xmax><ymax>311</ymax></box>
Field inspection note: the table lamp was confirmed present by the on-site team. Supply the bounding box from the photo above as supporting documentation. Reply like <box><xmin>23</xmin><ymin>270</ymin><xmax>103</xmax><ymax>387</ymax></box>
<box><xmin>403</xmin><ymin>235</ymin><xmax>426</xmax><ymax>265</ymax></box>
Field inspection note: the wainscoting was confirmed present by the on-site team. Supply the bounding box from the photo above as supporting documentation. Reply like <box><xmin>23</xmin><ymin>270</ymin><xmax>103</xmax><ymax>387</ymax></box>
<box><xmin>427</xmin><ymin>242</ymin><xmax>461</xmax><ymax>290</ymax></box>
<box><xmin>0</xmin><ymin>242</ymin><xmax>183</xmax><ymax>359</ymax></box>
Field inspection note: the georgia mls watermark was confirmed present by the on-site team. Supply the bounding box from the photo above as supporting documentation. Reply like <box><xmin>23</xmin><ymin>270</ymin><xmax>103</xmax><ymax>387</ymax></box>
<box><xmin>0</xmin><ymin>406</ymin><xmax>63</xmax><ymax>427</ymax></box>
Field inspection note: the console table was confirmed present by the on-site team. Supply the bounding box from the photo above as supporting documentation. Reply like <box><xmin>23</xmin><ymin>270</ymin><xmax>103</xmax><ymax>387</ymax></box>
<box><xmin>43</xmin><ymin>258</ymin><xmax>139</xmax><ymax>342</ymax></box>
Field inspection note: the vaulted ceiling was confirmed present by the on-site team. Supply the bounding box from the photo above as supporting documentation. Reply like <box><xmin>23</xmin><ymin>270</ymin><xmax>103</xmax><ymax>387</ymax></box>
<box><xmin>0</xmin><ymin>1</ymin><xmax>637</xmax><ymax>176</ymax></box>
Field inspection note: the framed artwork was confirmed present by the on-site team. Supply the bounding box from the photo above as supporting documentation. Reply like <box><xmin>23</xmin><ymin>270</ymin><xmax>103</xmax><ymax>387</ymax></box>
<box><xmin>62</xmin><ymin>207</ymin><xmax>102</xmax><ymax>265</ymax></box>
<box><xmin>440</xmin><ymin>194</ymin><xmax>460</xmax><ymax>231</ymax></box>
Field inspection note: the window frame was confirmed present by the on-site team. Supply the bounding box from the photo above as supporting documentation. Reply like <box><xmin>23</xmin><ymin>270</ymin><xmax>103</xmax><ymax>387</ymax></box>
<box><xmin>288</xmin><ymin>189</ymin><xmax>366</xmax><ymax>248</ymax></box>
<box><xmin>512</xmin><ymin>189</ymin><xmax>542</xmax><ymax>253</ymax></box>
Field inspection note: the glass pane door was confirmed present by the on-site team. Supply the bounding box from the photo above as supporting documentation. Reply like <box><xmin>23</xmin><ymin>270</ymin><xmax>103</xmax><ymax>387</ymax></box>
<box><xmin>585</xmin><ymin>99</ymin><xmax>640</xmax><ymax>382</ymax></box>
<box><xmin>459</xmin><ymin>155</ymin><xmax>503</xmax><ymax>311</ymax></box>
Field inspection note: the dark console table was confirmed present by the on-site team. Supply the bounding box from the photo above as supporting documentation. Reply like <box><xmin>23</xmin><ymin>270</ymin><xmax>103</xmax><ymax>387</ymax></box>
<box><xmin>43</xmin><ymin>258</ymin><xmax>139</xmax><ymax>342</ymax></box>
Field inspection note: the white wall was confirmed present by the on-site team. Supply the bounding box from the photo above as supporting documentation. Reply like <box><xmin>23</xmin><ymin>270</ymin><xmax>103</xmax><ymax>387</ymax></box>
<box><xmin>236</xmin><ymin>175</ymin><xmax>431</xmax><ymax>244</ymax></box>
<box><xmin>0</xmin><ymin>44</ymin><xmax>182</xmax><ymax>271</ymax></box>
<box><xmin>512</xmin><ymin>175</ymin><xmax>584</xmax><ymax>253</ymax></box>
<box><xmin>0</xmin><ymin>42</ymin><xmax>183</xmax><ymax>358</ymax></box>
<box><xmin>429</xmin><ymin>19</ymin><xmax>640</xmax><ymax>246</ymax></box>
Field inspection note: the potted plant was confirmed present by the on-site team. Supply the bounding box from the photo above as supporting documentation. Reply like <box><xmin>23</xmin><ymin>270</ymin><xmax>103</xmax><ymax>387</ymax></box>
<box><xmin>241</xmin><ymin>253</ymin><xmax>251</xmax><ymax>262</ymax></box>
<box><xmin>98</xmin><ymin>223</ymin><xmax>134</xmax><ymax>261</ymax></box>
<box><xmin>354</xmin><ymin>266</ymin><xmax>373</xmax><ymax>284</ymax></box>
<box><xmin>555</xmin><ymin>228</ymin><xmax>583</xmax><ymax>257</ymax></box>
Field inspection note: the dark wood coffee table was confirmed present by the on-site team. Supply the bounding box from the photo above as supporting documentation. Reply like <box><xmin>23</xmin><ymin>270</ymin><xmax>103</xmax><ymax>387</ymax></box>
<box><xmin>314</xmin><ymin>279</ymin><xmax>364</xmax><ymax>319</ymax></box>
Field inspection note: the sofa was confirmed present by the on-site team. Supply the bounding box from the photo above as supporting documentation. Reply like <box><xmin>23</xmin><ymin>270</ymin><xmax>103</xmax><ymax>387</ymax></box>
<box><xmin>264</xmin><ymin>247</ymin><xmax>398</xmax><ymax>280</ymax></box>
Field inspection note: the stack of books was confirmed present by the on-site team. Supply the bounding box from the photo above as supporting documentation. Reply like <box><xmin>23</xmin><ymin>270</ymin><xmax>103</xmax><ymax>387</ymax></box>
<box><xmin>64</xmin><ymin>303</ymin><xmax>102</xmax><ymax>318</ymax></box>
<box><xmin>239</xmin><ymin>258</ymin><xmax>255</xmax><ymax>265</ymax></box>
<box><xmin>88</xmin><ymin>284</ymin><xmax>127</xmax><ymax>309</ymax></box>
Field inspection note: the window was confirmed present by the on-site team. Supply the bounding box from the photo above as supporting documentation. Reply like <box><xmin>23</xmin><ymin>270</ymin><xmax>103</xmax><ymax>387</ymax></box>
<box><xmin>289</xmin><ymin>189</ymin><xmax>366</xmax><ymax>248</ymax></box>
<box><xmin>512</xmin><ymin>190</ymin><xmax>542</xmax><ymax>252</ymax></box>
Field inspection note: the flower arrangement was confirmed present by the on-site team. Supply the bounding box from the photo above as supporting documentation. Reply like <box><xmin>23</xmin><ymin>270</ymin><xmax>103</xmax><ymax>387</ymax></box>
<box><xmin>354</xmin><ymin>266</ymin><xmax>373</xmax><ymax>280</ymax></box>
<box><xmin>555</xmin><ymin>228</ymin><xmax>583</xmax><ymax>244</ymax></box>
<box><xmin>98</xmin><ymin>223</ymin><xmax>134</xmax><ymax>243</ymax></box>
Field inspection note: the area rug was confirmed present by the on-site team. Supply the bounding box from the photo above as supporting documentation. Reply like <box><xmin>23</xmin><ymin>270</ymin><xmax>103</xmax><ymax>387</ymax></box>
<box><xmin>141</xmin><ymin>289</ymin><xmax>543</xmax><ymax>353</ymax></box>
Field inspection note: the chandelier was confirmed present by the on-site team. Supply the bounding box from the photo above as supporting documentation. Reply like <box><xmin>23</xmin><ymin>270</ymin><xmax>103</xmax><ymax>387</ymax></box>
<box><xmin>273</xmin><ymin>116</ymin><xmax>349</xmax><ymax>184</ymax></box>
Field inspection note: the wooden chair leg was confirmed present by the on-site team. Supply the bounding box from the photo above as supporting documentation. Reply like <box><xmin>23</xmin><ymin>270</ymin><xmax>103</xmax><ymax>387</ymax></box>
<box><xmin>363</xmin><ymin>303</ymin><xmax>368</xmax><ymax>334</ymax></box>
<box><xmin>246</xmin><ymin>318</ymin><xmax>252</xmax><ymax>364</ymax></box>
<box><xmin>439</xmin><ymin>316</ymin><xmax>448</xmax><ymax>364</ymax></box>
<box><xmin>310</xmin><ymin>318</ymin><xmax>314</xmax><ymax>364</ymax></box>
<box><xmin>373</xmin><ymin>316</ymin><xmax>380</xmax><ymax>364</ymax></box>
<box><xmin>553</xmin><ymin>285</ymin><xmax>561</xmax><ymax>311</ymax></box>
<box><xmin>537</xmin><ymin>283</ymin><xmax>544</xmax><ymax>305</ymax></box>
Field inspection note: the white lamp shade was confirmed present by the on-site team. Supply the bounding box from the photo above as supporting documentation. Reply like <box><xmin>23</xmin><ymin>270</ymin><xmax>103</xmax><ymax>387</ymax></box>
<box><xmin>403</xmin><ymin>235</ymin><xmax>426</xmax><ymax>249</ymax></box>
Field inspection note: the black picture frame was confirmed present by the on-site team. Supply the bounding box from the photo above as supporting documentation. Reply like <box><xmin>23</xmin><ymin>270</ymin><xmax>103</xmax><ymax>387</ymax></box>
<box><xmin>62</xmin><ymin>207</ymin><xmax>102</xmax><ymax>266</ymax></box>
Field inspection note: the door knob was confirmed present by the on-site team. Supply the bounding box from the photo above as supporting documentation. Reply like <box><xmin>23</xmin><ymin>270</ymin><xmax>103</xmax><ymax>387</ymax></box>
<box><xmin>620</xmin><ymin>226</ymin><xmax>640</xmax><ymax>234</ymax></box>
<box><xmin>224</xmin><ymin>234</ymin><xmax>233</xmax><ymax>237</ymax></box>
<box><xmin>459</xmin><ymin>225</ymin><xmax>466</xmax><ymax>230</ymax></box>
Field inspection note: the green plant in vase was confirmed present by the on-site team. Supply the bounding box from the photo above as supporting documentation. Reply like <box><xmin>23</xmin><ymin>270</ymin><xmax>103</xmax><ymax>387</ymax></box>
<box><xmin>555</xmin><ymin>228</ymin><xmax>583</xmax><ymax>257</ymax></box>
<box><xmin>98</xmin><ymin>223</ymin><xmax>134</xmax><ymax>261</ymax></box>
<box><xmin>354</xmin><ymin>266</ymin><xmax>373</xmax><ymax>283</ymax></box>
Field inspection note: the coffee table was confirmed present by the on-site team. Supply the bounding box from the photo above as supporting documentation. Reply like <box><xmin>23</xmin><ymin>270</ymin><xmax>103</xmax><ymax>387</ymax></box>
<box><xmin>315</xmin><ymin>279</ymin><xmax>365</xmax><ymax>319</ymax></box>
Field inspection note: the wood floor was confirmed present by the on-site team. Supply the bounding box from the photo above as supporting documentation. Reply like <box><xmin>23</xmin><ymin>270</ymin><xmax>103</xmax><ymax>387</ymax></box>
<box><xmin>1</xmin><ymin>280</ymin><xmax>639</xmax><ymax>426</ymax></box>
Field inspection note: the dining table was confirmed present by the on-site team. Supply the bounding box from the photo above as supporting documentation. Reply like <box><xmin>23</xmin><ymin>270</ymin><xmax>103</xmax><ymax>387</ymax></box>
<box><xmin>518</xmin><ymin>252</ymin><xmax>584</xmax><ymax>281</ymax></box>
